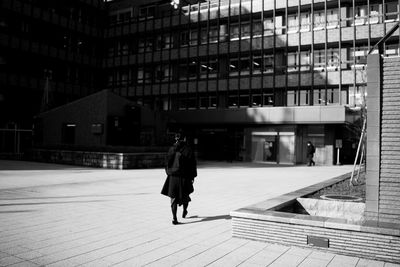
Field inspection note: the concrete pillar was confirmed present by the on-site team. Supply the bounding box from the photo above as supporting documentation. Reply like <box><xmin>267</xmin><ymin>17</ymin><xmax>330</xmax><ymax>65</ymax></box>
<box><xmin>365</xmin><ymin>54</ymin><xmax>381</xmax><ymax>220</ymax></box>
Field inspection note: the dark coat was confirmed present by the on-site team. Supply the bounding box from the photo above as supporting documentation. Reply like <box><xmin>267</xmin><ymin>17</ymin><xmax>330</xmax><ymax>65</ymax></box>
<box><xmin>161</xmin><ymin>141</ymin><xmax>197</xmax><ymax>205</ymax></box>
<box><xmin>306</xmin><ymin>143</ymin><xmax>315</xmax><ymax>157</ymax></box>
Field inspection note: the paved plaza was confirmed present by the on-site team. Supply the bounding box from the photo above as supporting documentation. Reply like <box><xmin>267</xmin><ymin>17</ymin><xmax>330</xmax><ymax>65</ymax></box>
<box><xmin>0</xmin><ymin>160</ymin><xmax>398</xmax><ymax>267</ymax></box>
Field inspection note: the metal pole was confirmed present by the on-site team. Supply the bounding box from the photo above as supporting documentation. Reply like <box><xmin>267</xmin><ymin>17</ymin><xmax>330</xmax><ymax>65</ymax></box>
<box><xmin>350</xmin><ymin>118</ymin><xmax>366</xmax><ymax>185</ymax></box>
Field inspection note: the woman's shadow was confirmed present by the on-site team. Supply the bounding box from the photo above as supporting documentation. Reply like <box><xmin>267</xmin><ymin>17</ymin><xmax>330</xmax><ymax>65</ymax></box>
<box><xmin>182</xmin><ymin>214</ymin><xmax>231</xmax><ymax>224</ymax></box>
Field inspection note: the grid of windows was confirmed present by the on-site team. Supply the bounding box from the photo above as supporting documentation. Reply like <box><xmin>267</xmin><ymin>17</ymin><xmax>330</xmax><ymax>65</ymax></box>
<box><xmin>105</xmin><ymin>0</ymin><xmax>399</xmax><ymax>110</ymax></box>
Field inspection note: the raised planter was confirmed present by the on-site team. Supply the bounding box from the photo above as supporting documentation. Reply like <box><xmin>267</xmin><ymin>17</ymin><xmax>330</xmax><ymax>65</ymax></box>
<box><xmin>230</xmin><ymin>172</ymin><xmax>400</xmax><ymax>263</ymax></box>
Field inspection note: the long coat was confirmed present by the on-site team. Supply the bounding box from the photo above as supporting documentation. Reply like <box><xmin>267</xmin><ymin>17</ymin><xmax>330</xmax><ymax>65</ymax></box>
<box><xmin>161</xmin><ymin>141</ymin><xmax>197</xmax><ymax>205</ymax></box>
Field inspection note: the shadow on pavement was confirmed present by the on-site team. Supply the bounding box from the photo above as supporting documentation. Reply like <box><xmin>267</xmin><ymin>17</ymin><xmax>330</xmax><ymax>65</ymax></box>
<box><xmin>0</xmin><ymin>160</ymin><xmax>96</xmax><ymax>171</ymax></box>
<box><xmin>0</xmin><ymin>200</ymin><xmax>108</xmax><ymax>206</ymax></box>
<box><xmin>182</xmin><ymin>214</ymin><xmax>231</xmax><ymax>224</ymax></box>
<box><xmin>0</xmin><ymin>210</ymin><xmax>36</xmax><ymax>213</ymax></box>
<box><xmin>0</xmin><ymin>193</ymin><xmax>149</xmax><ymax>201</ymax></box>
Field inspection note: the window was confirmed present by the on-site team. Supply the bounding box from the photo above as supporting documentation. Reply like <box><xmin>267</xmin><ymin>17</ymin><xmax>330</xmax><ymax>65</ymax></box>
<box><xmin>241</xmin><ymin>22</ymin><xmax>252</xmax><ymax>39</ymax></box>
<box><xmin>264</xmin><ymin>55</ymin><xmax>274</xmax><ymax>73</ymax></box>
<box><xmin>253</xmin><ymin>21</ymin><xmax>262</xmax><ymax>37</ymax></box>
<box><xmin>139</xmin><ymin>5</ymin><xmax>155</xmax><ymax>20</ymax></box>
<box><xmin>287</xmin><ymin>90</ymin><xmax>297</xmax><ymax>106</ymax></box>
<box><xmin>313</xmin><ymin>89</ymin><xmax>326</xmax><ymax>105</ymax></box>
<box><xmin>180</xmin><ymin>31</ymin><xmax>190</xmax><ymax>46</ymax></box>
<box><xmin>300</xmin><ymin>51</ymin><xmax>310</xmax><ymax>71</ymax></box>
<box><xmin>349</xmin><ymin>86</ymin><xmax>366</xmax><ymax>107</ymax></box>
<box><xmin>252</xmin><ymin>55</ymin><xmax>263</xmax><ymax>74</ymax></box>
<box><xmin>119</xmin><ymin>11</ymin><xmax>131</xmax><ymax>22</ymax></box>
<box><xmin>189</xmin><ymin>61</ymin><xmax>198</xmax><ymax>79</ymax></box>
<box><xmin>156</xmin><ymin>65</ymin><xmax>171</xmax><ymax>82</ymax></box>
<box><xmin>300</xmin><ymin>13</ymin><xmax>310</xmax><ymax>32</ymax></box>
<box><xmin>119</xmin><ymin>41</ymin><xmax>129</xmax><ymax>55</ymax></box>
<box><xmin>327</xmin><ymin>88</ymin><xmax>340</xmax><ymax>105</ymax></box>
<box><xmin>385</xmin><ymin>44</ymin><xmax>399</xmax><ymax>57</ymax></box>
<box><xmin>349</xmin><ymin>47</ymin><xmax>367</xmax><ymax>69</ymax></box>
<box><xmin>209</xmin><ymin>26</ymin><xmax>219</xmax><ymax>43</ymax></box>
<box><xmin>208</xmin><ymin>58</ymin><xmax>219</xmax><ymax>78</ymax></box>
<box><xmin>327</xmin><ymin>9</ymin><xmax>338</xmax><ymax>28</ymax></box>
<box><xmin>62</xmin><ymin>123</ymin><xmax>76</xmax><ymax>144</ymax></box>
<box><xmin>239</xmin><ymin>94</ymin><xmax>249</xmax><ymax>107</ymax></box>
<box><xmin>299</xmin><ymin>89</ymin><xmax>310</xmax><ymax>106</ymax></box>
<box><xmin>288</xmin><ymin>14</ymin><xmax>299</xmax><ymax>33</ymax></box>
<box><xmin>327</xmin><ymin>48</ymin><xmax>339</xmax><ymax>70</ymax></box>
<box><xmin>251</xmin><ymin>94</ymin><xmax>262</xmax><ymax>107</ymax></box>
<box><xmin>264</xmin><ymin>18</ymin><xmax>274</xmax><ymax>36</ymax></box>
<box><xmin>264</xmin><ymin>94</ymin><xmax>274</xmax><ymax>106</ymax></box>
<box><xmin>354</xmin><ymin>6</ymin><xmax>368</xmax><ymax>25</ymax></box>
<box><xmin>200</xmin><ymin>95</ymin><xmax>217</xmax><ymax>109</ymax></box>
<box><xmin>157</xmin><ymin>34</ymin><xmax>173</xmax><ymax>50</ymax></box>
<box><xmin>230</xmin><ymin>23</ymin><xmax>240</xmax><ymax>40</ymax></box>
<box><xmin>370</xmin><ymin>4</ymin><xmax>380</xmax><ymax>24</ymax></box>
<box><xmin>228</xmin><ymin>94</ymin><xmax>238</xmax><ymax>108</ymax></box>
<box><xmin>287</xmin><ymin>52</ymin><xmax>298</xmax><ymax>72</ymax></box>
<box><xmin>314</xmin><ymin>10</ymin><xmax>325</xmax><ymax>30</ymax></box>
<box><xmin>229</xmin><ymin>58</ymin><xmax>239</xmax><ymax>75</ymax></box>
<box><xmin>314</xmin><ymin>50</ymin><xmax>325</xmax><ymax>70</ymax></box>
<box><xmin>188</xmin><ymin>31</ymin><xmax>197</xmax><ymax>45</ymax></box>
<box><xmin>137</xmin><ymin>67</ymin><xmax>152</xmax><ymax>84</ymax></box>
<box><xmin>386</xmin><ymin>2</ymin><xmax>399</xmax><ymax>22</ymax></box>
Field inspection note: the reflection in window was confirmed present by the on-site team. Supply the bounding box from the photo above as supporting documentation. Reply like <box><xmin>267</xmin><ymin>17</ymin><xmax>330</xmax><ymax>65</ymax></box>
<box><xmin>314</xmin><ymin>10</ymin><xmax>325</xmax><ymax>30</ymax></box>
<box><xmin>300</xmin><ymin>89</ymin><xmax>310</xmax><ymax>106</ymax></box>
<box><xmin>300</xmin><ymin>13</ymin><xmax>310</xmax><ymax>31</ymax></box>
<box><xmin>385</xmin><ymin>44</ymin><xmax>399</xmax><ymax>57</ymax></box>
<box><xmin>327</xmin><ymin>9</ymin><xmax>338</xmax><ymax>28</ymax></box>
<box><xmin>327</xmin><ymin>88</ymin><xmax>340</xmax><ymax>105</ymax></box>
<box><xmin>288</xmin><ymin>14</ymin><xmax>299</xmax><ymax>33</ymax></box>
<box><xmin>264</xmin><ymin>18</ymin><xmax>274</xmax><ymax>36</ymax></box>
<box><xmin>349</xmin><ymin>47</ymin><xmax>367</xmax><ymax>69</ymax></box>
<box><xmin>314</xmin><ymin>50</ymin><xmax>325</xmax><ymax>70</ymax></box>
<box><xmin>313</xmin><ymin>88</ymin><xmax>326</xmax><ymax>105</ymax></box>
<box><xmin>287</xmin><ymin>90</ymin><xmax>297</xmax><ymax>106</ymax></box>
<box><xmin>349</xmin><ymin>86</ymin><xmax>366</xmax><ymax>107</ymax></box>
<box><xmin>327</xmin><ymin>48</ymin><xmax>340</xmax><ymax>70</ymax></box>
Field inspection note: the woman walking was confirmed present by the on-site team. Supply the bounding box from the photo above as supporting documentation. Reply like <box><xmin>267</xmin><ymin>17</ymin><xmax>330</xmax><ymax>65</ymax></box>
<box><xmin>161</xmin><ymin>132</ymin><xmax>197</xmax><ymax>225</ymax></box>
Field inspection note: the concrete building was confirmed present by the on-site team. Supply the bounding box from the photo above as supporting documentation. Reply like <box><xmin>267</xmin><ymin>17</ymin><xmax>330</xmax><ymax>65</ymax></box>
<box><xmin>104</xmin><ymin>0</ymin><xmax>400</xmax><ymax>164</ymax></box>
<box><xmin>0</xmin><ymin>0</ymin><xmax>105</xmax><ymax>128</ymax></box>
<box><xmin>3</xmin><ymin>0</ymin><xmax>400</xmax><ymax>164</ymax></box>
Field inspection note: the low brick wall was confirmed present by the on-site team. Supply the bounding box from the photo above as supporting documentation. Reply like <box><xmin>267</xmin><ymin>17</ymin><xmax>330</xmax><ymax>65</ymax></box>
<box><xmin>231</xmin><ymin>173</ymin><xmax>400</xmax><ymax>263</ymax></box>
<box><xmin>29</xmin><ymin>149</ymin><xmax>166</xmax><ymax>169</ymax></box>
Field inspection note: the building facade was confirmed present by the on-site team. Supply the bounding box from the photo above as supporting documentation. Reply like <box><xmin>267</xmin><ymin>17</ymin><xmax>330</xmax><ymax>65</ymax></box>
<box><xmin>0</xmin><ymin>0</ymin><xmax>105</xmax><ymax>129</ymax></box>
<box><xmin>2</xmin><ymin>0</ymin><xmax>399</xmax><ymax>164</ymax></box>
<box><xmin>104</xmin><ymin>0</ymin><xmax>400</xmax><ymax>164</ymax></box>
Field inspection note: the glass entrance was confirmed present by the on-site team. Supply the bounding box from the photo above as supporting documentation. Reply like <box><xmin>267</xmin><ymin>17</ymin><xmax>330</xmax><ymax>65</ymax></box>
<box><xmin>263</xmin><ymin>137</ymin><xmax>277</xmax><ymax>162</ymax></box>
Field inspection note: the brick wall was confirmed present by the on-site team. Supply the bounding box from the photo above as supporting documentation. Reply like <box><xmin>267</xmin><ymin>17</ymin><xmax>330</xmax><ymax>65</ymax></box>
<box><xmin>379</xmin><ymin>57</ymin><xmax>400</xmax><ymax>223</ymax></box>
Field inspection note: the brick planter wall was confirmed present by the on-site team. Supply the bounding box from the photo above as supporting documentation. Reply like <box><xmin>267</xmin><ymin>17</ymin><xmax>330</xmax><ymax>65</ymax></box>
<box><xmin>28</xmin><ymin>149</ymin><xmax>166</xmax><ymax>169</ymax></box>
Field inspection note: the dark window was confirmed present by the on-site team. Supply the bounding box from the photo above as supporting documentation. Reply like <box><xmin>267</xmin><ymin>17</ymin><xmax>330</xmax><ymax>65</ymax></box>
<box><xmin>62</xmin><ymin>123</ymin><xmax>76</xmax><ymax>144</ymax></box>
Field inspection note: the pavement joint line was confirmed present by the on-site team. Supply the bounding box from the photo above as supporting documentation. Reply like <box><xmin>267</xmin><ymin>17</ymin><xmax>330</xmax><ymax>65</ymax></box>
<box><xmin>204</xmin><ymin>240</ymin><xmax>253</xmax><ymax>267</ymax></box>
<box><xmin>168</xmin><ymin>235</ymin><xmax>239</xmax><ymax>267</ymax></box>
<box><xmin>30</xmin><ymin>220</ymin><xmax>228</xmax><ymax>264</ymax></box>
<box><xmin>141</xmin><ymin>230</ymin><xmax>233</xmax><ymax>266</ymax></box>
<box><xmin>234</xmin><ymin>242</ymin><xmax>271</xmax><ymax>267</ymax></box>
<box><xmin>112</xmin><ymin>228</ymin><xmax>233</xmax><ymax>266</ymax></box>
